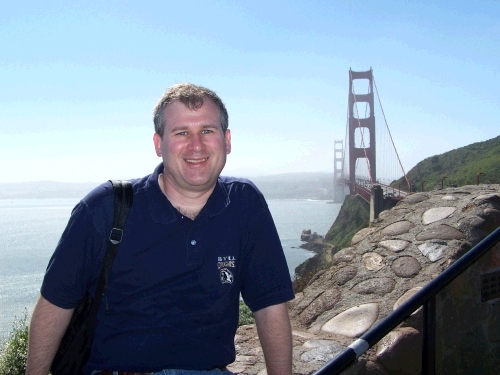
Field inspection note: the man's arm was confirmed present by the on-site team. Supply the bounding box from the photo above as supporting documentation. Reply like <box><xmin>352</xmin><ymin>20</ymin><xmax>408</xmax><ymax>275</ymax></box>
<box><xmin>25</xmin><ymin>295</ymin><xmax>74</xmax><ymax>375</ymax></box>
<box><xmin>253</xmin><ymin>302</ymin><xmax>293</xmax><ymax>375</ymax></box>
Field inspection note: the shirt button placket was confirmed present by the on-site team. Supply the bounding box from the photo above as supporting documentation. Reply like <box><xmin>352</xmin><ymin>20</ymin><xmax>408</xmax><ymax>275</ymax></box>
<box><xmin>187</xmin><ymin>226</ymin><xmax>202</xmax><ymax>267</ymax></box>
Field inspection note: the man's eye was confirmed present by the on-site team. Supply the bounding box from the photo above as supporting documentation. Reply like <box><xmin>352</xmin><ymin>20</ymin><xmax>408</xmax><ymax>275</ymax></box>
<box><xmin>202</xmin><ymin>129</ymin><xmax>213</xmax><ymax>134</ymax></box>
<box><xmin>176</xmin><ymin>131</ymin><xmax>188</xmax><ymax>136</ymax></box>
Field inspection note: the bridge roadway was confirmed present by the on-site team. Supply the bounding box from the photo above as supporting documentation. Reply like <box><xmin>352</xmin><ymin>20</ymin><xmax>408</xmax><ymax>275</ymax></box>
<box><xmin>342</xmin><ymin>178</ymin><xmax>409</xmax><ymax>204</ymax></box>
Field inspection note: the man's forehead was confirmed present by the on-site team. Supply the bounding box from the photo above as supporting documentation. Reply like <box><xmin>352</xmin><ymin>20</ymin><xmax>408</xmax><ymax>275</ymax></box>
<box><xmin>163</xmin><ymin>99</ymin><xmax>222</xmax><ymax>128</ymax></box>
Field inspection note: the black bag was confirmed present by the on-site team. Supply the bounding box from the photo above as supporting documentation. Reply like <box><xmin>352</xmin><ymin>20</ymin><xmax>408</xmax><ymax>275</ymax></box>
<box><xmin>50</xmin><ymin>180</ymin><xmax>133</xmax><ymax>375</ymax></box>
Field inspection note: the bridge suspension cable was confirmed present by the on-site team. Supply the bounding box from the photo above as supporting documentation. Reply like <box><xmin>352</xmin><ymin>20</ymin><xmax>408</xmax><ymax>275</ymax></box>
<box><xmin>372</xmin><ymin>74</ymin><xmax>411</xmax><ymax>189</ymax></box>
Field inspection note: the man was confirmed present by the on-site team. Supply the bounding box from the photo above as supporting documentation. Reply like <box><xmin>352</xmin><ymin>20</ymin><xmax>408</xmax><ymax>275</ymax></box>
<box><xmin>26</xmin><ymin>83</ymin><xmax>294</xmax><ymax>375</ymax></box>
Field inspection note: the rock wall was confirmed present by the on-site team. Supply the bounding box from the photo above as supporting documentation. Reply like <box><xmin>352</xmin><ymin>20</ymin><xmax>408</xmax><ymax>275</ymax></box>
<box><xmin>230</xmin><ymin>185</ymin><xmax>500</xmax><ymax>374</ymax></box>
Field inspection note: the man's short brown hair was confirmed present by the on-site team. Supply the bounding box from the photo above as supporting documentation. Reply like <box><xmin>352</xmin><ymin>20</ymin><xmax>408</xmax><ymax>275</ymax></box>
<box><xmin>153</xmin><ymin>83</ymin><xmax>229</xmax><ymax>136</ymax></box>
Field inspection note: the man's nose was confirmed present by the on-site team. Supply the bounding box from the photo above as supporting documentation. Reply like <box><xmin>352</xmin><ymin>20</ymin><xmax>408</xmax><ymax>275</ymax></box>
<box><xmin>187</xmin><ymin>133</ymin><xmax>204</xmax><ymax>151</ymax></box>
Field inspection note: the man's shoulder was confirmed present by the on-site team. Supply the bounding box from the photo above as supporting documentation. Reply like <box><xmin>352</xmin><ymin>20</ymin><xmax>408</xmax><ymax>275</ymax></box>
<box><xmin>218</xmin><ymin>175</ymin><xmax>258</xmax><ymax>188</ymax></box>
<box><xmin>218</xmin><ymin>175</ymin><xmax>263</xmax><ymax>195</ymax></box>
<box><xmin>217</xmin><ymin>176</ymin><xmax>267</xmax><ymax>206</ymax></box>
<box><xmin>80</xmin><ymin>175</ymin><xmax>148</xmax><ymax>213</ymax></box>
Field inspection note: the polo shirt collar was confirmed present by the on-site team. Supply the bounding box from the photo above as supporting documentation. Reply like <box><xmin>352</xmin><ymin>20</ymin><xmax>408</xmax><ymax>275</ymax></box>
<box><xmin>145</xmin><ymin>163</ymin><xmax>231</xmax><ymax>224</ymax></box>
<box><xmin>204</xmin><ymin>177</ymin><xmax>231</xmax><ymax>217</ymax></box>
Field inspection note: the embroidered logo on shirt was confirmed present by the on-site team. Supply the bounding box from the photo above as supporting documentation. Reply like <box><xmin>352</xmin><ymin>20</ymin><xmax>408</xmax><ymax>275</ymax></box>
<box><xmin>218</xmin><ymin>255</ymin><xmax>236</xmax><ymax>284</ymax></box>
<box><xmin>220</xmin><ymin>268</ymin><xmax>234</xmax><ymax>284</ymax></box>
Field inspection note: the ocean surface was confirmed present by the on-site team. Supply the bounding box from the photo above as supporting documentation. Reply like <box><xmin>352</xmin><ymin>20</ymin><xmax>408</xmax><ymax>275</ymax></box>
<box><xmin>0</xmin><ymin>198</ymin><xmax>340</xmax><ymax>338</ymax></box>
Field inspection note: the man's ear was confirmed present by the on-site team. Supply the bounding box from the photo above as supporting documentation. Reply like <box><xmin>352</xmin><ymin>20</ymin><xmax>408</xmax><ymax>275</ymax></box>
<box><xmin>153</xmin><ymin>133</ymin><xmax>162</xmax><ymax>157</ymax></box>
<box><xmin>225</xmin><ymin>129</ymin><xmax>231</xmax><ymax>155</ymax></box>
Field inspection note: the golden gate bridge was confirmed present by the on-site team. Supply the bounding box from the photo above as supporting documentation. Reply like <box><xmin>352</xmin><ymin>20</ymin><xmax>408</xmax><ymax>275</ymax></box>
<box><xmin>334</xmin><ymin>69</ymin><xmax>412</xmax><ymax>216</ymax></box>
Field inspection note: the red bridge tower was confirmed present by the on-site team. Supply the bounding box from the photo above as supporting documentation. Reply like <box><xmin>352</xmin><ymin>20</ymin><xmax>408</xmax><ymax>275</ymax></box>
<box><xmin>348</xmin><ymin>68</ymin><xmax>376</xmax><ymax>191</ymax></box>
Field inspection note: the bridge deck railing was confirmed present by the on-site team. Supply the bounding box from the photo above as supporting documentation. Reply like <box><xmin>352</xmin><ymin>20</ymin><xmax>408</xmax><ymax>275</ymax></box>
<box><xmin>340</xmin><ymin>178</ymin><xmax>409</xmax><ymax>204</ymax></box>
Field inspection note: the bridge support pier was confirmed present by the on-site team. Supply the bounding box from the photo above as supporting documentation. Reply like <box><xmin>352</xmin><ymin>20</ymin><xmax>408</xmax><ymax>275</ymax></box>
<box><xmin>370</xmin><ymin>184</ymin><xmax>384</xmax><ymax>222</ymax></box>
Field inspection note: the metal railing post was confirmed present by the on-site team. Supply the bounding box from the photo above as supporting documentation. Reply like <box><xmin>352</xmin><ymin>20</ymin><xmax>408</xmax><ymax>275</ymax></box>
<box><xmin>422</xmin><ymin>296</ymin><xmax>436</xmax><ymax>375</ymax></box>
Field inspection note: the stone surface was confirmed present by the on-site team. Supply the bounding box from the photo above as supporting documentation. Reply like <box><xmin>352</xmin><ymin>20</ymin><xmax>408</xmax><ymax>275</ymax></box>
<box><xmin>334</xmin><ymin>265</ymin><xmax>357</xmax><ymax>285</ymax></box>
<box><xmin>292</xmin><ymin>330</ymin><xmax>316</xmax><ymax>339</ymax></box>
<box><xmin>301</xmin><ymin>344</ymin><xmax>344</xmax><ymax>363</ymax></box>
<box><xmin>352</xmin><ymin>277</ymin><xmax>395</xmax><ymax>296</ymax></box>
<box><xmin>363</xmin><ymin>361</ymin><xmax>390</xmax><ymax>375</ymax></box>
<box><xmin>232</xmin><ymin>184</ymin><xmax>500</xmax><ymax>374</ymax></box>
<box><xmin>302</xmin><ymin>339</ymin><xmax>337</xmax><ymax>348</ymax></box>
<box><xmin>321</xmin><ymin>303</ymin><xmax>379</xmax><ymax>337</ymax></box>
<box><xmin>391</xmin><ymin>256</ymin><xmax>421</xmax><ymax>278</ymax></box>
<box><xmin>376</xmin><ymin>327</ymin><xmax>422</xmax><ymax>375</ymax></box>
<box><xmin>363</xmin><ymin>252</ymin><xmax>386</xmax><ymax>271</ymax></box>
<box><xmin>418</xmin><ymin>242</ymin><xmax>447</xmax><ymax>262</ymax></box>
<box><xmin>415</xmin><ymin>224</ymin><xmax>465</xmax><ymax>241</ymax></box>
<box><xmin>421</xmin><ymin>206</ymin><xmax>456</xmax><ymax>225</ymax></box>
<box><xmin>299</xmin><ymin>289</ymin><xmax>341</xmax><ymax>325</ymax></box>
<box><xmin>393</xmin><ymin>287</ymin><xmax>423</xmax><ymax>317</ymax></box>
<box><xmin>378</xmin><ymin>239</ymin><xmax>410</xmax><ymax>252</ymax></box>
<box><xmin>379</xmin><ymin>208</ymin><xmax>411</xmax><ymax>219</ymax></box>
<box><xmin>352</xmin><ymin>227</ymin><xmax>378</xmax><ymax>245</ymax></box>
<box><xmin>474</xmin><ymin>193</ymin><xmax>500</xmax><ymax>205</ymax></box>
<box><xmin>332</xmin><ymin>247</ymin><xmax>356</xmax><ymax>264</ymax></box>
<box><xmin>381</xmin><ymin>221</ymin><xmax>414</xmax><ymax>236</ymax></box>
<box><xmin>482</xmin><ymin>208</ymin><xmax>500</xmax><ymax>229</ymax></box>
<box><xmin>404</xmin><ymin>193</ymin><xmax>429</xmax><ymax>204</ymax></box>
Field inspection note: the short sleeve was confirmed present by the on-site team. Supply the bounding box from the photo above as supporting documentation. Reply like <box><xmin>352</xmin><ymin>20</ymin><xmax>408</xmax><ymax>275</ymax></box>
<box><xmin>41</xmin><ymin>201</ymin><xmax>103</xmax><ymax>309</ymax></box>
<box><xmin>239</xmin><ymin>205</ymin><xmax>295</xmax><ymax>312</ymax></box>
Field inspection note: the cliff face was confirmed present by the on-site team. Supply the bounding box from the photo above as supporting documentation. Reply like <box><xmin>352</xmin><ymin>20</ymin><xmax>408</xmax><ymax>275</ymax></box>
<box><xmin>230</xmin><ymin>184</ymin><xmax>500</xmax><ymax>375</ymax></box>
<box><xmin>325</xmin><ymin>195</ymin><xmax>370</xmax><ymax>249</ymax></box>
<box><xmin>293</xmin><ymin>195</ymin><xmax>369</xmax><ymax>293</ymax></box>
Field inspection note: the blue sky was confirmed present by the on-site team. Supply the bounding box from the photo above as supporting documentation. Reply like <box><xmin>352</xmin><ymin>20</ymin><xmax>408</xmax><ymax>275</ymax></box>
<box><xmin>1</xmin><ymin>0</ymin><xmax>499</xmax><ymax>182</ymax></box>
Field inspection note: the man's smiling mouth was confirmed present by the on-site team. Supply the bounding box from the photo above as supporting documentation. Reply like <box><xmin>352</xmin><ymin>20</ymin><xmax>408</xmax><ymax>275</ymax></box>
<box><xmin>185</xmin><ymin>158</ymin><xmax>208</xmax><ymax>164</ymax></box>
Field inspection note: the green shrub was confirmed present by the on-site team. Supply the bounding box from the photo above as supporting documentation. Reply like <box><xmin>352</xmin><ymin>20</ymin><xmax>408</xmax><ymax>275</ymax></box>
<box><xmin>0</xmin><ymin>309</ymin><xmax>28</xmax><ymax>375</ymax></box>
<box><xmin>238</xmin><ymin>302</ymin><xmax>255</xmax><ymax>326</ymax></box>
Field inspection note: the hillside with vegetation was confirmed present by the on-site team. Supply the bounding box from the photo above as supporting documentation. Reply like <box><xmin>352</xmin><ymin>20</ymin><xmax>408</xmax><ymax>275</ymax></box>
<box><xmin>393</xmin><ymin>135</ymin><xmax>500</xmax><ymax>191</ymax></box>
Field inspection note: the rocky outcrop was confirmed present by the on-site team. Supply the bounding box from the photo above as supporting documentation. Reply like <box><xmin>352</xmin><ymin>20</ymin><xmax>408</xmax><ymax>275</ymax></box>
<box><xmin>294</xmin><ymin>231</ymin><xmax>336</xmax><ymax>292</ymax></box>
<box><xmin>229</xmin><ymin>185</ymin><xmax>500</xmax><ymax>374</ymax></box>
<box><xmin>300</xmin><ymin>229</ymin><xmax>328</xmax><ymax>252</ymax></box>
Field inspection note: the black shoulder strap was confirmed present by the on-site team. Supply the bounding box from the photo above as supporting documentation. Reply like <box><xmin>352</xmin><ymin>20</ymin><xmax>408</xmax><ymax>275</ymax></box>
<box><xmin>102</xmin><ymin>180</ymin><xmax>133</xmax><ymax>296</ymax></box>
<box><xmin>89</xmin><ymin>180</ymin><xmax>133</xmax><ymax>322</ymax></box>
<box><xmin>108</xmin><ymin>180</ymin><xmax>134</xmax><ymax>246</ymax></box>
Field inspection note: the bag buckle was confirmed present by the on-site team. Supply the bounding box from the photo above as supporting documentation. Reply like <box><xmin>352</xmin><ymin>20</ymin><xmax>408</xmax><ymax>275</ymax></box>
<box><xmin>109</xmin><ymin>228</ymin><xmax>123</xmax><ymax>244</ymax></box>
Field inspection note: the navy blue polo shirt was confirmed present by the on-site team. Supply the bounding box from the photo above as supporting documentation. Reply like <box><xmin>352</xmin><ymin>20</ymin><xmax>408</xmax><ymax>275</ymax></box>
<box><xmin>41</xmin><ymin>163</ymin><xmax>294</xmax><ymax>374</ymax></box>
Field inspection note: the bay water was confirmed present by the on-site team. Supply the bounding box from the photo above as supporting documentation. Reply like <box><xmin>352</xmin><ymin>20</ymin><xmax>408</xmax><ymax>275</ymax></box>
<box><xmin>0</xmin><ymin>198</ymin><xmax>340</xmax><ymax>338</ymax></box>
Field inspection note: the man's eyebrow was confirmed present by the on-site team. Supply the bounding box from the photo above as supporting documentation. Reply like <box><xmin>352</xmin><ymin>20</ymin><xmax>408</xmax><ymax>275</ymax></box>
<box><xmin>169</xmin><ymin>124</ymin><xmax>220</xmax><ymax>133</ymax></box>
<box><xmin>169</xmin><ymin>125</ymin><xmax>189</xmax><ymax>133</ymax></box>
<box><xmin>200</xmin><ymin>123</ymin><xmax>220</xmax><ymax>128</ymax></box>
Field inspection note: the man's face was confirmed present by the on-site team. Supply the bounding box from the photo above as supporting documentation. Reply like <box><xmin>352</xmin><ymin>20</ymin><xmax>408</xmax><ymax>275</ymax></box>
<box><xmin>153</xmin><ymin>99</ymin><xmax>231</xmax><ymax>196</ymax></box>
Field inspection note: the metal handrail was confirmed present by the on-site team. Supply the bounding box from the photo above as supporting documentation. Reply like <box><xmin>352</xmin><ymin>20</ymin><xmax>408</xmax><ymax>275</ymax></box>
<box><xmin>313</xmin><ymin>225</ymin><xmax>500</xmax><ymax>375</ymax></box>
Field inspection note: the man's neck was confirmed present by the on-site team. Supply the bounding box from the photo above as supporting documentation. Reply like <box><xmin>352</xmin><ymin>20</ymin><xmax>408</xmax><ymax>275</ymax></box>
<box><xmin>158</xmin><ymin>173</ymin><xmax>213</xmax><ymax>220</ymax></box>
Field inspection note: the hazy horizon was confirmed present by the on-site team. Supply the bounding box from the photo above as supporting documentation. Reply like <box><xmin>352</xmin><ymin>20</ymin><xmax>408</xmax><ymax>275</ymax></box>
<box><xmin>0</xmin><ymin>169</ymin><xmax>336</xmax><ymax>184</ymax></box>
